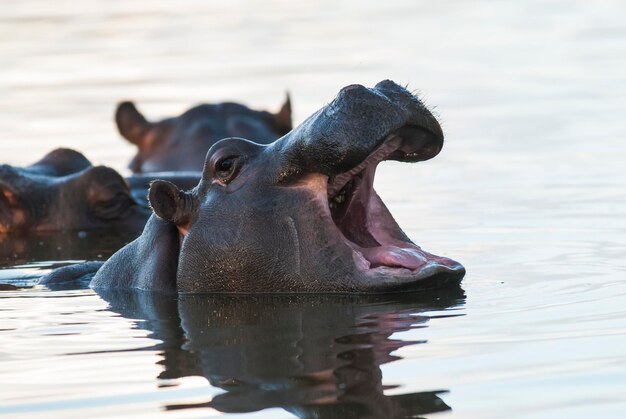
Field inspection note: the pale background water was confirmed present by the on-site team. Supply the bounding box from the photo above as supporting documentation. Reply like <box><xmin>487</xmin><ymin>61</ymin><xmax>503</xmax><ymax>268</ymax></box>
<box><xmin>1</xmin><ymin>0</ymin><xmax>625</xmax><ymax>418</ymax></box>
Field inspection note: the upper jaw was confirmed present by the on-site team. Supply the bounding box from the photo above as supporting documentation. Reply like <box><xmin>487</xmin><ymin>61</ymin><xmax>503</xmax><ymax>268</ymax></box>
<box><xmin>327</xmin><ymin>134</ymin><xmax>403</xmax><ymax>197</ymax></box>
<box><xmin>272</xmin><ymin>80</ymin><xmax>444</xmax><ymax>184</ymax></box>
<box><xmin>326</xmin><ymin>124</ymin><xmax>441</xmax><ymax>196</ymax></box>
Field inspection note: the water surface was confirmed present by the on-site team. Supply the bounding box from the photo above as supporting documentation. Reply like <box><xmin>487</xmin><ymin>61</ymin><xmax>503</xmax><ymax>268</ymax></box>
<box><xmin>1</xmin><ymin>1</ymin><xmax>625</xmax><ymax>418</ymax></box>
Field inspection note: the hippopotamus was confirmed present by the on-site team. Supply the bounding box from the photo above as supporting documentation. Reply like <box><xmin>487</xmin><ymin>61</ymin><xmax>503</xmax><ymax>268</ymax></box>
<box><xmin>116</xmin><ymin>95</ymin><xmax>292</xmax><ymax>172</ymax></box>
<box><xmin>42</xmin><ymin>80</ymin><xmax>465</xmax><ymax>294</ymax></box>
<box><xmin>0</xmin><ymin>148</ymin><xmax>200</xmax><ymax>235</ymax></box>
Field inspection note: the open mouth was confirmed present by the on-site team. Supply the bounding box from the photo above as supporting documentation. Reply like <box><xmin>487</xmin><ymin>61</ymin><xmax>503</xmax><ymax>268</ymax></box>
<box><xmin>325</xmin><ymin>132</ymin><xmax>464</xmax><ymax>281</ymax></box>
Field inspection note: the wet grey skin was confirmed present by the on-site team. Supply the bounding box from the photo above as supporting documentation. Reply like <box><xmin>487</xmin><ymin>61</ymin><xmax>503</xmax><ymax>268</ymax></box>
<box><xmin>79</xmin><ymin>79</ymin><xmax>465</xmax><ymax>294</ymax></box>
<box><xmin>116</xmin><ymin>95</ymin><xmax>292</xmax><ymax>173</ymax></box>
<box><xmin>0</xmin><ymin>148</ymin><xmax>200</xmax><ymax>235</ymax></box>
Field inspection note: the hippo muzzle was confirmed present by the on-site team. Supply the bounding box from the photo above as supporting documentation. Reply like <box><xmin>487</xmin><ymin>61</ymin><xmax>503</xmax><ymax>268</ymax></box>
<box><xmin>266</xmin><ymin>80</ymin><xmax>464</xmax><ymax>291</ymax></box>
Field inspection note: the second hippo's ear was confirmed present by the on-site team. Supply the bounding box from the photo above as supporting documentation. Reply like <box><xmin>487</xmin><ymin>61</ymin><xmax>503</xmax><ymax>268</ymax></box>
<box><xmin>148</xmin><ymin>180</ymin><xmax>197</xmax><ymax>235</ymax></box>
<box><xmin>273</xmin><ymin>93</ymin><xmax>292</xmax><ymax>135</ymax></box>
<box><xmin>115</xmin><ymin>101</ymin><xmax>152</xmax><ymax>146</ymax></box>
<box><xmin>85</xmin><ymin>166</ymin><xmax>136</xmax><ymax>221</ymax></box>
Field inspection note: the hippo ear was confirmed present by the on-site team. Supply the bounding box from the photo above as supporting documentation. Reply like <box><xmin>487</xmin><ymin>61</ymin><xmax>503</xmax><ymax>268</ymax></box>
<box><xmin>85</xmin><ymin>166</ymin><xmax>136</xmax><ymax>220</ymax></box>
<box><xmin>148</xmin><ymin>180</ymin><xmax>197</xmax><ymax>235</ymax></box>
<box><xmin>273</xmin><ymin>93</ymin><xmax>292</xmax><ymax>135</ymax></box>
<box><xmin>115</xmin><ymin>101</ymin><xmax>152</xmax><ymax>146</ymax></box>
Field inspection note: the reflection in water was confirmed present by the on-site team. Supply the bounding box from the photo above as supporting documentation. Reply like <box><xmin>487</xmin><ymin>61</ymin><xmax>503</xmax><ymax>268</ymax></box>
<box><xmin>1</xmin><ymin>0</ymin><xmax>625</xmax><ymax>416</ymax></box>
<box><xmin>96</xmin><ymin>287</ymin><xmax>465</xmax><ymax>418</ymax></box>
<box><xmin>0</xmin><ymin>229</ymin><xmax>138</xmax><ymax>268</ymax></box>
<box><xmin>0</xmin><ymin>229</ymin><xmax>138</xmax><ymax>288</ymax></box>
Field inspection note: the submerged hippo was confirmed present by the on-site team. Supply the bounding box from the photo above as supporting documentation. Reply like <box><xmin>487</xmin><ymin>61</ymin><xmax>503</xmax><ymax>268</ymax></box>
<box><xmin>0</xmin><ymin>148</ymin><xmax>199</xmax><ymax>234</ymax></box>
<box><xmin>43</xmin><ymin>80</ymin><xmax>465</xmax><ymax>293</ymax></box>
<box><xmin>116</xmin><ymin>95</ymin><xmax>292</xmax><ymax>172</ymax></box>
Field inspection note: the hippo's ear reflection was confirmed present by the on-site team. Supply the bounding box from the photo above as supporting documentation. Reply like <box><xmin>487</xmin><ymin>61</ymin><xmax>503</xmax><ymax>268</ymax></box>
<box><xmin>97</xmin><ymin>286</ymin><xmax>465</xmax><ymax>418</ymax></box>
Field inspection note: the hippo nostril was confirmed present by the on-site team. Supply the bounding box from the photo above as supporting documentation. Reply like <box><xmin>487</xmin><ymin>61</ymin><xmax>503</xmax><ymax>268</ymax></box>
<box><xmin>340</xmin><ymin>84</ymin><xmax>370</xmax><ymax>94</ymax></box>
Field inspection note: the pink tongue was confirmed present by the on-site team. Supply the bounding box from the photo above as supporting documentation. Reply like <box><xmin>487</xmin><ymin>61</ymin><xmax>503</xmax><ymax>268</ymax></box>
<box><xmin>360</xmin><ymin>246</ymin><xmax>428</xmax><ymax>270</ymax></box>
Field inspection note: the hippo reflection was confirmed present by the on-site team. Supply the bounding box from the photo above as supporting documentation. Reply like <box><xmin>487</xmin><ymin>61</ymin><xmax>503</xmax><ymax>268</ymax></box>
<box><xmin>94</xmin><ymin>286</ymin><xmax>465</xmax><ymax>418</ymax></box>
<box><xmin>42</xmin><ymin>80</ymin><xmax>465</xmax><ymax>293</ymax></box>
<box><xmin>116</xmin><ymin>95</ymin><xmax>292</xmax><ymax>172</ymax></box>
<box><xmin>0</xmin><ymin>230</ymin><xmax>136</xmax><ymax>268</ymax></box>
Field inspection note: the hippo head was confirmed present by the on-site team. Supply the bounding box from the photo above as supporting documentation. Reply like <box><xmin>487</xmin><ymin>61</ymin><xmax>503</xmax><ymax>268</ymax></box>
<box><xmin>0</xmin><ymin>149</ymin><xmax>148</xmax><ymax>234</ymax></box>
<box><xmin>145</xmin><ymin>80</ymin><xmax>464</xmax><ymax>293</ymax></box>
<box><xmin>116</xmin><ymin>96</ymin><xmax>292</xmax><ymax>173</ymax></box>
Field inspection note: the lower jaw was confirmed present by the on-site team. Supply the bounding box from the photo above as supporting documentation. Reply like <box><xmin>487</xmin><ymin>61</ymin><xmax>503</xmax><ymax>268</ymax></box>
<box><xmin>332</xmin><ymin>169</ymin><xmax>457</xmax><ymax>275</ymax></box>
<box><xmin>346</xmin><ymin>238</ymin><xmax>464</xmax><ymax>280</ymax></box>
<box><xmin>355</xmin><ymin>268</ymin><xmax>465</xmax><ymax>293</ymax></box>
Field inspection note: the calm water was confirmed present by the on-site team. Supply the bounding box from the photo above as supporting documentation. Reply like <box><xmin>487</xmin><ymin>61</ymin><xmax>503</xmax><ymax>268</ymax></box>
<box><xmin>1</xmin><ymin>1</ymin><xmax>625</xmax><ymax>418</ymax></box>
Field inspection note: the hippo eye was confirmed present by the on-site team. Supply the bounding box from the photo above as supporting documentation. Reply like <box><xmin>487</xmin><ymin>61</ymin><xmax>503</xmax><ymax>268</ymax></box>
<box><xmin>214</xmin><ymin>155</ymin><xmax>240</xmax><ymax>183</ymax></box>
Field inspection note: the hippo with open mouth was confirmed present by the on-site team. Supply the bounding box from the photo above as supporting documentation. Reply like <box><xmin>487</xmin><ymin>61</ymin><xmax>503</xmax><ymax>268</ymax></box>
<box><xmin>43</xmin><ymin>80</ymin><xmax>465</xmax><ymax>293</ymax></box>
